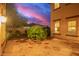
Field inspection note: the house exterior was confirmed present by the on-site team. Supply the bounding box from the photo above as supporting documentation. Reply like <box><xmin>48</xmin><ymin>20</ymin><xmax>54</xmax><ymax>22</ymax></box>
<box><xmin>0</xmin><ymin>3</ymin><xmax>6</xmax><ymax>55</ymax></box>
<box><xmin>51</xmin><ymin>3</ymin><xmax>79</xmax><ymax>43</ymax></box>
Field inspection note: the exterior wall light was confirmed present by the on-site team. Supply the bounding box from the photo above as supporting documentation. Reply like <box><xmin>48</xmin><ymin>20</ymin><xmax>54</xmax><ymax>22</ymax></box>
<box><xmin>0</xmin><ymin>16</ymin><xmax>7</xmax><ymax>24</ymax></box>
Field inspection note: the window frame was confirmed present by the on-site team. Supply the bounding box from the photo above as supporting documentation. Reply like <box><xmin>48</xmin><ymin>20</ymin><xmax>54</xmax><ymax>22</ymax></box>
<box><xmin>54</xmin><ymin>3</ymin><xmax>60</xmax><ymax>10</ymax></box>
<box><xmin>66</xmin><ymin>17</ymin><xmax>77</xmax><ymax>36</ymax></box>
<box><xmin>54</xmin><ymin>20</ymin><xmax>61</xmax><ymax>34</ymax></box>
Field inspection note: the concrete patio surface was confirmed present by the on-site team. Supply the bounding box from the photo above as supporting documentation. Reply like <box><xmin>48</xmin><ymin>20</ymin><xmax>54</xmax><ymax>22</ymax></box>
<box><xmin>2</xmin><ymin>38</ymin><xmax>79</xmax><ymax>56</ymax></box>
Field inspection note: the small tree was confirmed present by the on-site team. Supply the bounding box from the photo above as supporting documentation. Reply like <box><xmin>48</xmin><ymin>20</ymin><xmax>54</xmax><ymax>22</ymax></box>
<box><xmin>27</xmin><ymin>25</ymin><xmax>47</xmax><ymax>40</ymax></box>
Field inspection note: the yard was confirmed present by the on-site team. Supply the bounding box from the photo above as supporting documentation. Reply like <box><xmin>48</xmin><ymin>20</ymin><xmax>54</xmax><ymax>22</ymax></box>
<box><xmin>2</xmin><ymin>38</ymin><xmax>78</xmax><ymax>56</ymax></box>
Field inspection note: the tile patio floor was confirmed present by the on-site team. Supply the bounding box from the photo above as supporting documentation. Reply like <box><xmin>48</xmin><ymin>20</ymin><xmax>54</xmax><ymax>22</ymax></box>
<box><xmin>2</xmin><ymin>38</ymin><xmax>79</xmax><ymax>56</ymax></box>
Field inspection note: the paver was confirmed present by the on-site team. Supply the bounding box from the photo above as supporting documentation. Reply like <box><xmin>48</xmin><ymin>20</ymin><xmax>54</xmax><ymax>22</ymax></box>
<box><xmin>2</xmin><ymin>38</ymin><xmax>79</xmax><ymax>56</ymax></box>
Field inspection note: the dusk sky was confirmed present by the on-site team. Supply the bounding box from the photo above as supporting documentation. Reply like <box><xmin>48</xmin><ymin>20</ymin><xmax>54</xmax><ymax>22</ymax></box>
<box><xmin>14</xmin><ymin>3</ymin><xmax>50</xmax><ymax>26</ymax></box>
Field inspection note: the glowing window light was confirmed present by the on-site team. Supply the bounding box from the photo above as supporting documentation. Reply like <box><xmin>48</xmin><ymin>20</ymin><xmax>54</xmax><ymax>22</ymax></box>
<box><xmin>55</xmin><ymin>21</ymin><xmax>60</xmax><ymax>33</ymax></box>
<box><xmin>68</xmin><ymin>20</ymin><xmax>76</xmax><ymax>34</ymax></box>
<box><xmin>54</xmin><ymin>3</ymin><xmax>60</xmax><ymax>9</ymax></box>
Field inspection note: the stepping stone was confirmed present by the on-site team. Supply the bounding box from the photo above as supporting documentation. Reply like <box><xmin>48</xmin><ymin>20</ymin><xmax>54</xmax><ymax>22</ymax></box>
<box><xmin>44</xmin><ymin>46</ymin><xmax>50</xmax><ymax>49</ymax></box>
<box><xmin>28</xmin><ymin>46</ymin><xmax>33</xmax><ymax>48</ymax></box>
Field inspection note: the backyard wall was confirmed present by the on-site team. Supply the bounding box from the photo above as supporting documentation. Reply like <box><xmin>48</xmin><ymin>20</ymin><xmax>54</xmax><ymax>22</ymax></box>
<box><xmin>0</xmin><ymin>23</ymin><xmax>6</xmax><ymax>55</ymax></box>
<box><xmin>0</xmin><ymin>3</ymin><xmax>6</xmax><ymax>55</ymax></box>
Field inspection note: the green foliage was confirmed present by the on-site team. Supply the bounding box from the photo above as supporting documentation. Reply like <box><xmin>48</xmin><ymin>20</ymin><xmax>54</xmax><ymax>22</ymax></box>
<box><xmin>27</xmin><ymin>25</ymin><xmax>47</xmax><ymax>40</ymax></box>
<box><xmin>7</xmin><ymin>29</ymin><xmax>26</xmax><ymax>39</ymax></box>
<box><xmin>7</xmin><ymin>30</ymin><xmax>21</xmax><ymax>39</ymax></box>
<box><xmin>44</xmin><ymin>27</ymin><xmax>50</xmax><ymax>37</ymax></box>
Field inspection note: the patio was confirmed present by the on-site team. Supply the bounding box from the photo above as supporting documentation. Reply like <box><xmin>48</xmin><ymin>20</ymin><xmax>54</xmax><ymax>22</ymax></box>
<box><xmin>2</xmin><ymin>38</ymin><xmax>79</xmax><ymax>56</ymax></box>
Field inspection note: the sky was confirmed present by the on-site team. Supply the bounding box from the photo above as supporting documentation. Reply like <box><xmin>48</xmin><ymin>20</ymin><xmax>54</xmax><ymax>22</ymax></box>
<box><xmin>14</xmin><ymin>3</ymin><xmax>50</xmax><ymax>26</ymax></box>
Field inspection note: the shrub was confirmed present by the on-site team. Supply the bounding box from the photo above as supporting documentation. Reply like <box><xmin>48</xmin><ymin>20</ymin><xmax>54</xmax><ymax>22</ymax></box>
<box><xmin>27</xmin><ymin>25</ymin><xmax>47</xmax><ymax>40</ymax></box>
<box><xmin>43</xmin><ymin>26</ymin><xmax>50</xmax><ymax>37</ymax></box>
<box><xmin>7</xmin><ymin>30</ymin><xmax>21</xmax><ymax>39</ymax></box>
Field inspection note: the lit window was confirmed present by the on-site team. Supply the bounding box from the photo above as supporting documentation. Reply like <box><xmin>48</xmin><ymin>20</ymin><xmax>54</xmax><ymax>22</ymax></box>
<box><xmin>68</xmin><ymin>20</ymin><xmax>76</xmax><ymax>35</ymax></box>
<box><xmin>54</xmin><ymin>3</ymin><xmax>60</xmax><ymax>9</ymax></box>
<box><xmin>55</xmin><ymin>21</ymin><xmax>60</xmax><ymax>33</ymax></box>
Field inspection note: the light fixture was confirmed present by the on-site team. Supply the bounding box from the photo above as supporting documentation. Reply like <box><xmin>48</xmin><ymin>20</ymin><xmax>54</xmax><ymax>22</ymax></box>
<box><xmin>0</xmin><ymin>16</ymin><xmax>7</xmax><ymax>24</ymax></box>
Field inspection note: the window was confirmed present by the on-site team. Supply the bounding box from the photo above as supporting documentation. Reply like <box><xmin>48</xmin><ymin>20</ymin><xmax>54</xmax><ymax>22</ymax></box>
<box><xmin>55</xmin><ymin>21</ymin><xmax>60</xmax><ymax>33</ymax></box>
<box><xmin>68</xmin><ymin>20</ymin><xmax>76</xmax><ymax>35</ymax></box>
<box><xmin>54</xmin><ymin>3</ymin><xmax>60</xmax><ymax>9</ymax></box>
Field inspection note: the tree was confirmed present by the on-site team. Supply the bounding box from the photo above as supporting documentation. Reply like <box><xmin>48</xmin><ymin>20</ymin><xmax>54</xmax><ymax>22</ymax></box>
<box><xmin>27</xmin><ymin>25</ymin><xmax>47</xmax><ymax>40</ymax></box>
